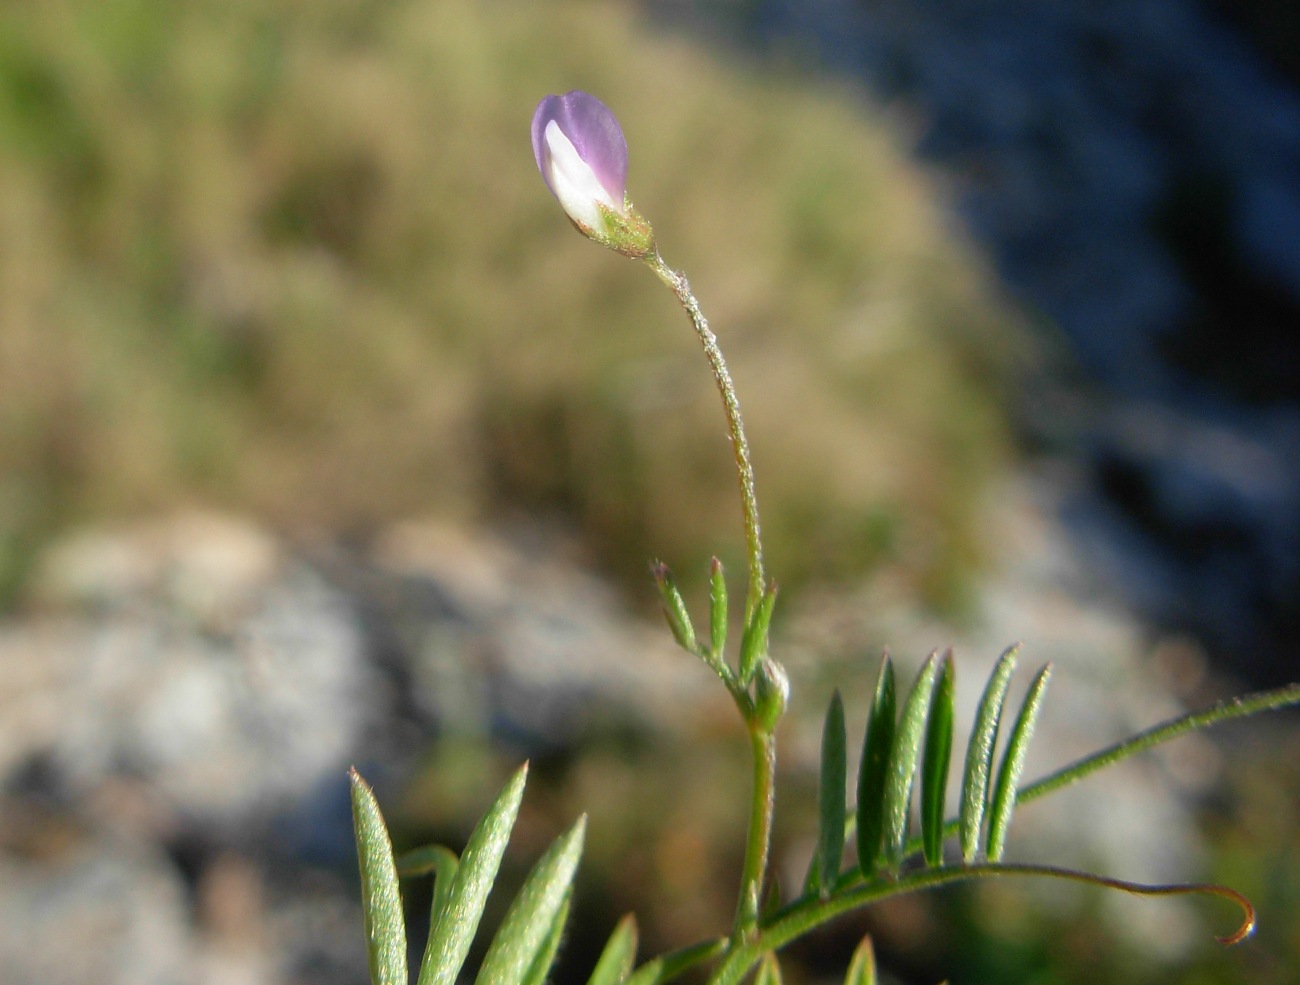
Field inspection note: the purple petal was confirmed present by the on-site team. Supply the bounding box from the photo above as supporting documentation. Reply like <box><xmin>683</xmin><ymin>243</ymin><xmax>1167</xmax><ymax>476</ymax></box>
<box><xmin>531</xmin><ymin>91</ymin><xmax>627</xmax><ymax>204</ymax></box>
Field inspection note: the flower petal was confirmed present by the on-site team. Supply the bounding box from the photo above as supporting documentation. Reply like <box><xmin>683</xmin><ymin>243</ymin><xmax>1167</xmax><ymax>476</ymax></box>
<box><xmin>531</xmin><ymin>91</ymin><xmax>627</xmax><ymax>207</ymax></box>
<box><xmin>543</xmin><ymin>121</ymin><xmax>619</xmax><ymax>230</ymax></box>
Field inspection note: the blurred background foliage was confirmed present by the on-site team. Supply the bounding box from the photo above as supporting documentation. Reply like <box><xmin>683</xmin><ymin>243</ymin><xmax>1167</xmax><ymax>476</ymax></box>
<box><xmin>1</xmin><ymin>1</ymin><xmax>1296</xmax><ymax>984</ymax></box>
<box><xmin>0</xmin><ymin>0</ymin><xmax>1021</xmax><ymax>612</ymax></box>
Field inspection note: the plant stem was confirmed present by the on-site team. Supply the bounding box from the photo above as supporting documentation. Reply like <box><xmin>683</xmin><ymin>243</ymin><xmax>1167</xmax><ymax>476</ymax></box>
<box><xmin>733</xmin><ymin>722</ymin><xmax>778</xmax><ymax>942</ymax></box>
<box><xmin>704</xmin><ymin>863</ymin><xmax>1257</xmax><ymax>985</ymax></box>
<box><xmin>647</xmin><ymin>253</ymin><xmax>765</xmax><ymax>621</ymax></box>
<box><xmin>1016</xmin><ymin>680</ymin><xmax>1300</xmax><ymax>805</ymax></box>
<box><xmin>646</xmin><ymin>252</ymin><xmax>778</xmax><ymax>947</ymax></box>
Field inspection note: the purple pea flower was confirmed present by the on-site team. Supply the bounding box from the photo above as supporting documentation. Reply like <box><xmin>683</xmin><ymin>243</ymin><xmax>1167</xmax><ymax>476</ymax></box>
<box><xmin>532</xmin><ymin>91</ymin><xmax>628</xmax><ymax>233</ymax></box>
<box><xmin>532</xmin><ymin>91</ymin><xmax>653</xmax><ymax>256</ymax></box>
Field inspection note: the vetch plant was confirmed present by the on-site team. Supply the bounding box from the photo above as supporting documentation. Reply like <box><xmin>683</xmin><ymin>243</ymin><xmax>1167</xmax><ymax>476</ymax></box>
<box><xmin>348</xmin><ymin>90</ymin><xmax>1300</xmax><ymax>985</ymax></box>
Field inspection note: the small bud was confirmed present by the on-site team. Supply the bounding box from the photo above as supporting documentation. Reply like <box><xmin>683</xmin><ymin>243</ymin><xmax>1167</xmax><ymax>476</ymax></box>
<box><xmin>738</xmin><ymin>582</ymin><xmax>779</xmax><ymax>684</ymax></box>
<box><xmin>531</xmin><ymin>91</ymin><xmax>654</xmax><ymax>258</ymax></box>
<box><xmin>708</xmin><ymin>556</ymin><xmax>728</xmax><ymax>660</ymax></box>
<box><xmin>752</xmin><ymin>657</ymin><xmax>790</xmax><ymax>732</ymax></box>
<box><xmin>651</xmin><ymin>561</ymin><xmax>697</xmax><ymax>654</ymax></box>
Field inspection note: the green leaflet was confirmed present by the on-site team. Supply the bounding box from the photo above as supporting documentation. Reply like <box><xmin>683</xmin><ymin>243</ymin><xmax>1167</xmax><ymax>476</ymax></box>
<box><xmin>659</xmin><ymin>939</ymin><xmax>727</xmax><ymax>982</ymax></box>
<box><xmin>624</xmin><ymin>938</ymin><xmax>727</xmax><ymax>985</ymax></box>
<box><xmin>350</xmin><ymin>769</ymin><xmax>408</xmax><ymax>985</ymax></box>
<box><xmin>474</xmin><ymin>815</ymin><xmax>587</xmax><ymax>985</ymax></box>
<box><xmin>587</xmin><ymin>915</ymin><xmax>638</xmax><ymax>985</ymax></box>
<box><xmin>753</xmin><ymin>953</ymin><xmax>783</xmax><ymax>985</ymax></box>
<box><xmin>623</xmin><ymin>959</ymin><xmax>664</xmax><ymax>985</ymax></box>
<box><xmin>738</xmin><ymin>584</ymin><xmax>778</xmax><ymax>684</ymax></box>
<box><xmin>652</xmin><ymin>561</ymin><xmax>698</xmax><ymax>655</ymax></box>
<box><xmin>986</xmin><ymin>664</ymin><xmax>1053</xmax><ymax>861</ymax></box>
<box><xmin>842</xmin><ymin>936</ymin><xmax>877</xmax><ymax>985</ymax></box>
<box><xmin>920</xmin><ymin>652</ymin><xmax>955</xmax><ymax>867</ymax></box>
<box><xmin>805</xmin><ymin>690</ymin><xmax>846</xmax><ymax>897</ymax></box>
<box><xmin>959</xmin><ymin>645</ymin><xmax>1019</xmax><ymax>862</ymax></box>
<box><xmin>519</xmin><ymin>892</ymin><xmax>572</xmax><ymax>985</ymax></box>
<box><xmin>762</xmin><ymin>874</ymin><xmax>784</xmax><ymax>922</ymax></box>
<box><xmin>709</xmin><ymin>557</ymin><xmax>728</xmax><ymax>664</ymax></box>
<box><xmin>880</xmin><ymin>653</ymin><xmax>940</xmax><ymax>870</ymax></box>
<box><xmin>418</xmin><ymin>764</ymin><xmax>529</xmax><ymax>985</ymax></box>
<box><xmin>856</xmin><ymin>655</ymin><xmax>896</xmax><ymax>875</ymax></box>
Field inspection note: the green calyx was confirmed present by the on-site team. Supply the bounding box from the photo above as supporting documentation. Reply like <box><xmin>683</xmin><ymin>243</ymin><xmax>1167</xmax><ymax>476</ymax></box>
<box><xmin>752</xmin><ymin>657</ymin><xmax>790</xmax><ymax>733</ymax></box>
<box><xmin>591</xmin><ymin>197</ymin><xmax>654</xmax><ymax>258</ymax></box>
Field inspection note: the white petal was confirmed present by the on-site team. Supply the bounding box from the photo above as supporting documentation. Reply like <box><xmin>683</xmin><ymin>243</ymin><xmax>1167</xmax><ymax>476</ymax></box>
<box><xmin>544</xmin><ymin>120</ymin><xmax>621</xmax><ymax>231</ymax></box>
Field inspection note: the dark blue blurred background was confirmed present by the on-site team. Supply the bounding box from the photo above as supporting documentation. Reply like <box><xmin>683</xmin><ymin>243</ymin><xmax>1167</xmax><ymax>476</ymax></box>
<box><xmin>652</xmin><ymin>0</ymin><xmax>1300</xmax><ymax>687</ymax></box>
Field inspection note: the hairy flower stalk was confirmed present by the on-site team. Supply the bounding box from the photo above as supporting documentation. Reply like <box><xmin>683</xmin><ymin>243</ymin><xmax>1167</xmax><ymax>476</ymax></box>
<box><xmin>645</xmin><ymin>257</ymin><xmax>774</xmax><ymax>941</ymax></box>
<box><xmin>531</xmin><ymin>90</ymin><xmax>765</xmax><ymax>621</ymax></box>
<box><xmin>533</xmin><ymin>90</ymin><xmax>777</xmax><ymax>944</ymax></box>
<box><xmin>646</xmin><ymin>254</ymin><xmax>766</xmax><ymax>621</ymax></box>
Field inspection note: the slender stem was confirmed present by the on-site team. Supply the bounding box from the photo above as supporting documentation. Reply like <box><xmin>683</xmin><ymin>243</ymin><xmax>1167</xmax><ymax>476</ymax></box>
<box><xmin>733</xmin><ymin>723</ymin><xmax>778</xmax><ymax>942</ymax></box>
<box><xmin>705</xmin><ymin>863</ymin><xmax>1256</xmax><ymax>985</ymax></box>
<box><xmin>1017</xmin><ymin>681</ymin><xmax>1300</xmax><ymax>805</ymax></box>
<box><xmin>645</xmin><ymin>252</ymin><xmax>778</xmax><ymax>946</ymax></box>
<box><xmin>648</xmin><ymin>253</ymin><xmax>765</xmax><ymax>620</ymax></box>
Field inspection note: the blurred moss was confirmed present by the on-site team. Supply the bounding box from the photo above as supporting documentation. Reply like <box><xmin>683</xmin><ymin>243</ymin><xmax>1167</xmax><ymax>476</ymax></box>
<box><xmin>0</xmin><ymin>0</ymin><xmax>1027</xmax><ymax>609</ymax></box>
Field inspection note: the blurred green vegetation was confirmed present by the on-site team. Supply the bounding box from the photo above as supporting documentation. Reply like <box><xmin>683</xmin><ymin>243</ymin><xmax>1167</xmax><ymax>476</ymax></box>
<box><xmin>0</xmin><ymin>0</ymin><xmax>1025</xmax><ymax>610</ymax></box>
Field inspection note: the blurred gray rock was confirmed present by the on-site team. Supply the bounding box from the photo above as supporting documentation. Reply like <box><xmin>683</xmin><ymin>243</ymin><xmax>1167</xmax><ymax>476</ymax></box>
<box><xmin>10</xmin><ymin>513</ymin><xmax>371</xmax><ymax>828</ymax></box>
<box><xmin>0</xmin><ymin>834</ymin><xmax>191</xmax><ymax>985</ymax></box>
<box><xmin>0</xmin><ymin>511</ymin><xmax>708</xmax><ymax>984</ymax></box>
